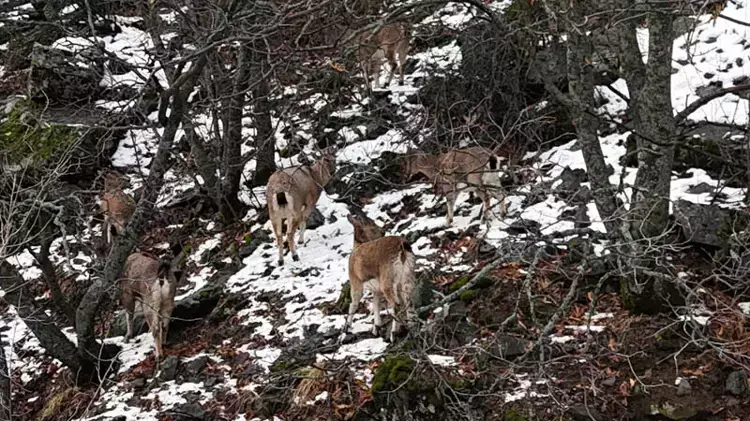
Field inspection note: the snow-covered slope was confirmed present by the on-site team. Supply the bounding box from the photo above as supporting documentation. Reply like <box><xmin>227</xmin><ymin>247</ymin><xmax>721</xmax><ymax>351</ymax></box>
<box><xmin>4</xmin><ymin>1</ymin><xmax>750</xmax><ymax>419</ymax></box>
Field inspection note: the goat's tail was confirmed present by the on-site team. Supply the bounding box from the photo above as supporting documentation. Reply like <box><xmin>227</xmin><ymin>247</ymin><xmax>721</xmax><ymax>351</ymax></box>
<box><xmin>488</xmin><ymin>155</ymin><xmax>499</xmax><ymax>171</ymax></box>
<box><xmin>391</xmin><ymin>240</ymin><xmax>416</xmax><ymax>308</ymax></box>
<box><xmin>276</xmin><ymin>192</ymin><xmax>288</xmax><ymax>207</ymax></box>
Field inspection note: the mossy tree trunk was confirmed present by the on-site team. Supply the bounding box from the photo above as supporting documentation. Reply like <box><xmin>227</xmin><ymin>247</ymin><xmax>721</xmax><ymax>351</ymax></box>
<box><xmin>547</xmin><ymin>0</ymin><xmax>682</xmax><ymax>312</ymax></box>
<box><xmin>219</xmin><ymin>46</ymin><xmax>252</xmax><ymax>222</ymax></box>
<box><xmin>628</xmin><ymin>10</ymin><xmax>676</xmax><ymax>240</ymax></box>
<box><xmin>251</xmin><ymin>62</ymin><xmax>276</xmax><ymax>187</ymax></box>
<box><xmin>0</xmin><ymin>335</ymin><xmax>9</xmax><ymax>421</ymax></box>
<box><xmin>0</xmin><ymin>261</ymin><xmax>83</xmax><ymax>376</ymax></box>
<box><xmin>30</xmin><ymin>234</ymin><xmax>77</xmax><ymax>328</ymax></box>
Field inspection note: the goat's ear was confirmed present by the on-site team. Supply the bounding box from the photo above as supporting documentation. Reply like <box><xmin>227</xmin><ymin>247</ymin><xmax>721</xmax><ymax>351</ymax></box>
<box><xmin>347</xmin><ymin>214</ymin><xmax>356</xmax><ymax>225</ymax></box>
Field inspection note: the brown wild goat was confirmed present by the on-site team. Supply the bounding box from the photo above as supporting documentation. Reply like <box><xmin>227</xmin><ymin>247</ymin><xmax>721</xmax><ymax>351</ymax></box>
<box><xmin>345</xmin><ymin>213</ymin><xmax>417</xmax><ymax>342</ymax></box>
<box><xmin>99</xmin><ymin>171</ymin><xmax>136</xmax><ymax>244</ymax></box>
<box><xmin>346</xmin><ymin>22</ymin><xmax>409</xmax><ymax>89</ymax></box>
<box><xmin>120</xmin><ymin>252</ymin><xmax>182</xmax><ymax>360</ymax></box>
<box><xmin>402</xmin><ymin>147</ymin><xmax>508</xmax><ymax>225</ymax></box>
<box><xmin>266</xmin><ymin>152</ymin><xmax>336</xmax><ymax>266</ymax></box>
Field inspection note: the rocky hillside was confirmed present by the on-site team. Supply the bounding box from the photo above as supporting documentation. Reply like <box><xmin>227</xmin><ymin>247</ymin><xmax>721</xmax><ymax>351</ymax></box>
<box><xmin>2</xmin><ymin>0</ymin><xmax>750</xmax><ymax>420</ymax></box>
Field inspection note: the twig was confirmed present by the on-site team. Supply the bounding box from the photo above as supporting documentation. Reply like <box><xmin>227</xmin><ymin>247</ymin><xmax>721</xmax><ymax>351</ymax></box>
<box><xmin>416</xmin><ymin>255</ymin><xmax>510</xmax><ymax>316</ymax></box>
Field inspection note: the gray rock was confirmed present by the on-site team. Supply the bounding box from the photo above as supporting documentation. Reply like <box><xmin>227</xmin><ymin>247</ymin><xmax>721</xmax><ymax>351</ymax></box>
<box><xmin>676</xmin><ymin>378</ymin><xmax>691</xmax><ymax>396</ymax></box>
<box><xmin>725</xmin><ymin>370</ymin><xmax>749</xmax><ymax>396</ymax></box>
<box><xmin>686</xmin><ymin>182</ymin><xmax>715</xmax><ymax>194</ymax></box>
<box><xmin>673</xmin><ymin>200</ymin><xmax>750</xmax><ymax>248</ymax></box>
<box><xmin>129</xmin><ymin>377</ymin><xmax>146</xmax><ymax>390</ymax></box>
<box><xmin>492</xmin><ymin>335</ymin><xmax>532</xmax><ymax>359</ymax></box>
<box><xmin>412</xmin><ymin>275</ymin><xmax>437</xmax><ymax>309</ymax></box>
<box><xmin>158</xmin><ymin>356</ymin><xmax>180</xmax><ymax>381</ymax></box>
<box><xmin>601</xmin><ymin>376</ymin><xmax>617</xmax><ymax>387</ymax></box>
<box><xmin>187</xmin><ymin>356</ymin><xmax>208</xmax><ymax>375</ymax></box>
<box><xmin>238</xmin><ymin>229</ymin><xmax>271</xmax><ymax>258</ymax></box>
<box><xmin>567</xmin><ymin>404</ymin><xmax>604</xmax><ymax>421</ymax></box>
<box><xmin>163</xmin><ymin>402</ymin><xmax>207</xmax><ymax>421</ymax></box>
<box><xmin>28</xmin><ymin>43</ymin><xmax>103</xmax><ymax>103</ymax></box>
<box><xmin>507</xmin><ymin>219</ymin><xmax>541</xmax><ymax>236</ymax></box>
<box><xmin>556</xmin><ymin>167</ymin><xmax>588</xmax><ymax>194</ymax></box>
<box><xmin>306</xmin><ymin>208</ymin><xmax>325</xmax><ymax>230</ymax></box>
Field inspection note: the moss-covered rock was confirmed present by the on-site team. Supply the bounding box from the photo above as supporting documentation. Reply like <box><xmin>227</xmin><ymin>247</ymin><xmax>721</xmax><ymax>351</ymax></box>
<box><xmin>504</xmin><ymin>408</ymin><xmax>528</xmax><ymax>421</ymax></box>
<box><xmin>40</xmin><ymin>387</ymin><xmax>78</xmax><ymax>420</ymax></box>
<box><xmin>0</xmin><ymin>100</ymin><xmax>79</xmax><ymax>167</ymax></box>
<box><xmin>448</xmin><ymin>275</ymin><xmax>470</xmax><ymax>293</ymax></box>
<box><xmin>319</xmin><ymin>281</ymin><xmax>351</xmax><ymax>315</ymax></box>
<box><xmin>459</xmin><ymin>289</ymin><xmax>480</xmax><ymax>303</ymax></box>
<box><xmin>371</xmin><ymin>354</ymin><xmax>416</xmax><ymax>394</ymax></box>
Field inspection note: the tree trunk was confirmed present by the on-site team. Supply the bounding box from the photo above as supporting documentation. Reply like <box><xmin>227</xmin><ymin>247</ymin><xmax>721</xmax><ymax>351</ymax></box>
<box><xmin>219</xmin><ymin>47</ymin><xmax>251</xmax><ymax>221</ymax></box>
<box><xmin>566</xmin><ymin>29</ymin><xmax>621</xmax><ymax>236</ymax></box>
<box><xmin>32</xmin><ymin>237</ymin><xmax>77</xmax><ymax>327</ymax></box>
<box><xmin>0</xmin><ymin>336</ymin><xmax>11</xmax><ymax>421</ymax></box>
<box><xmin>0</xmin><ymin>261</ymin><xmax>82</xmax><ymax>376</ymax></box>
<box><xmin>630</xmin><ymin>11</ymin><xmax>676</xmax><ymax>240</ymax></box>
<box><xmin>252</xmin><ymin>70</ymin><xmax>276</xmax><ymax>187</ymax></box>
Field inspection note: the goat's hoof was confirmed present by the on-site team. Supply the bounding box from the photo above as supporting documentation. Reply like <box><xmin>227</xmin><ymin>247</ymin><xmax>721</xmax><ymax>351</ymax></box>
<box><xmin>277</xmin><ymin>259</ymin><xmax>284</xmax><ymax>266</ymax></box>
<box><xmin>398</xmin><ymin>81</ymin><xmax>404</xmax><ymax>86</ymax></box>
<box><xmin>292</xmin><ymin>254</ymin><xmax>299</xmax><ymax>262</ymax></box>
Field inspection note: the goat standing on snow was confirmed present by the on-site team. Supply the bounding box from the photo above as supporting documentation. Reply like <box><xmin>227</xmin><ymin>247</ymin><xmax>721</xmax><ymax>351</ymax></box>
<box><xmin>402</xmin><ymin>146</ymin><xmax>508</xmax><ymax>226</ymax></box>
<box><xmin>266</xmin><ymin>152</ymin><xmax>336</xmax><ymax>266</ymax></box>
<box><xmin>345</xmin><ymin>213</ymin><xmax>417</xmax><ymax>342</ymax></box>
<box><xmin>98</xmin><ymin>171</ymin><xmax>136</xmax><ymax>245</ymax></box>
<box><xmin>346</xmin><ymin>21</ymin><xmax>410</xmax><ymax>89</ymax></box>
<box><xmin>120</xmin><ymin>252</ymin><xmax>182</xmax><ymax>361</ymax></box>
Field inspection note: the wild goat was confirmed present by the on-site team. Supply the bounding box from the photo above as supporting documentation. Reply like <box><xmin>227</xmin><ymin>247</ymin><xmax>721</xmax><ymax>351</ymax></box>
<box><xmin>120</xmin><ymin>252</ymin><xmax>182</xmax><ymax>360</ymax></box>
<box><xmin>99</xmin><ymin>171</ymin><xmax>136</xmax><ymax>244</ymax></box>
<box><xmin>345</xmin><ymin>213</ymin><xmax>417</xmax><ymax>342</ymax></box>
<box><xmin>266</xmin><ymin>152</ymin><xmax>336</xmax><ymax>266</ymax></box>
<box><xmin>347</xmin><ymin>21</ymin><xmax>409</xmax><ymax>89</ymax></box>
<box><xmin>402</xmin><ymin>147</ymin><xmax>508</xmax><ymax>225</ymax></box>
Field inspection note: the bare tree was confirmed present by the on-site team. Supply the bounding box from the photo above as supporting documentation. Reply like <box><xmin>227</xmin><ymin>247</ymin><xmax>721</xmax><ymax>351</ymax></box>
<box><xmin>0</xmin><ymin>336</ymin><xmax>9</xmax><ymax>421</ymax></box>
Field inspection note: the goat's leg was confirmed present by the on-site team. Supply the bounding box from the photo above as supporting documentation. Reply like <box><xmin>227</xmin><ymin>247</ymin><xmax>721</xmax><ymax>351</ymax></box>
<box><xmin>271</xmin><ymin>217</ymin><xmax>285</xmax><ymax>266</ymax></box>
<box><xmin>104</xmin><ymin>217</ymin><xmax>112</xmax><ymax>244</ymax></box>
<box><xmin>287</xmin><ymin>218</ymin><xmax>299</xmax><ymax>262</ymax></box>
<box><xmin>361</xmin><ymin>61</ymin><xmax>371</xmax><ymax>91</ymax></box>
<box><xmin>384</xmin><ymin>48</ymin><xmax>396</xmax><ymax>87</ymax></box>
<box><xmin>152</xmin><ymin>316</ymin><xmax>163</xmax><ymax>362</ymax></box>
<box><xmin>478</xmin><ymin>190</ymin><xmax>490</xmax><ymax>222</ymax></box>
<box><xmin>398</xmin><ymin>47</ymin><xmax>406</xmax><ymax>86</ymax></box>
<box><xmin>371</xmin><ymin>57</ymin><xmax>382</xmax><ymax>89</ymax></box>
<box><xmin>371</xmin><ymin>291</ymin><xmax>382</xmax><ymax>336</ymax></box>
<box><xmin>124</xmin><ymin>310</ymin><xmax>133</xmax><ymax>341</ymax></box>
<box><xmin>386</xmin><ymin>297</ymin><xmax>400</xmax><ymax>343</ymax></box>
<box><xmin>445</xmin><ymin>191</ymin><xmax>458</xmax><ymax>226</ymax></box>
<box><xmin>122</xmin><ymin>289</ymin><xmax>135</xmax><ymax>341</ymax></box>
<box><xmin>160</xmin><ymin>303</ymin><xmax>174</xmax><ymax>351</ymax></box>
<box><xmin>346</xmin><ymin>283</ymin><xmax>363</xmax><ymax>329</ymax></box>
<box><xmin>496</xmin><ymin>190</ymin><xmax>508</xmax><ymax>218</ymax></box>
<box><xmin>297</xmin><ymin>221</ymin><xmax>306</xmax><ymax>245</ymax></box>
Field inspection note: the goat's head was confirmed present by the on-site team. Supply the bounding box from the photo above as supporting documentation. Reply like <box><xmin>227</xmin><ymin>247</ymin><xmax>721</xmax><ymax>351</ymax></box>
<box><xmin>346</xmin><ymin>213</ymin><xmax>384</xmax><ymax>247</ymax></box>
<box><xmin>102</xmin><ymin>170</ymin><xmax>130</xmax><ymax>192</ymax></box>
<box><xmin>400</xmin><ymin>152</ymin><xmax>437</xmax><ymax>184</ymax></box>
<box><xmin>312</xmin><ymin>149</ymin><xmax>336</xmax><ymax>185</ymax></box>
